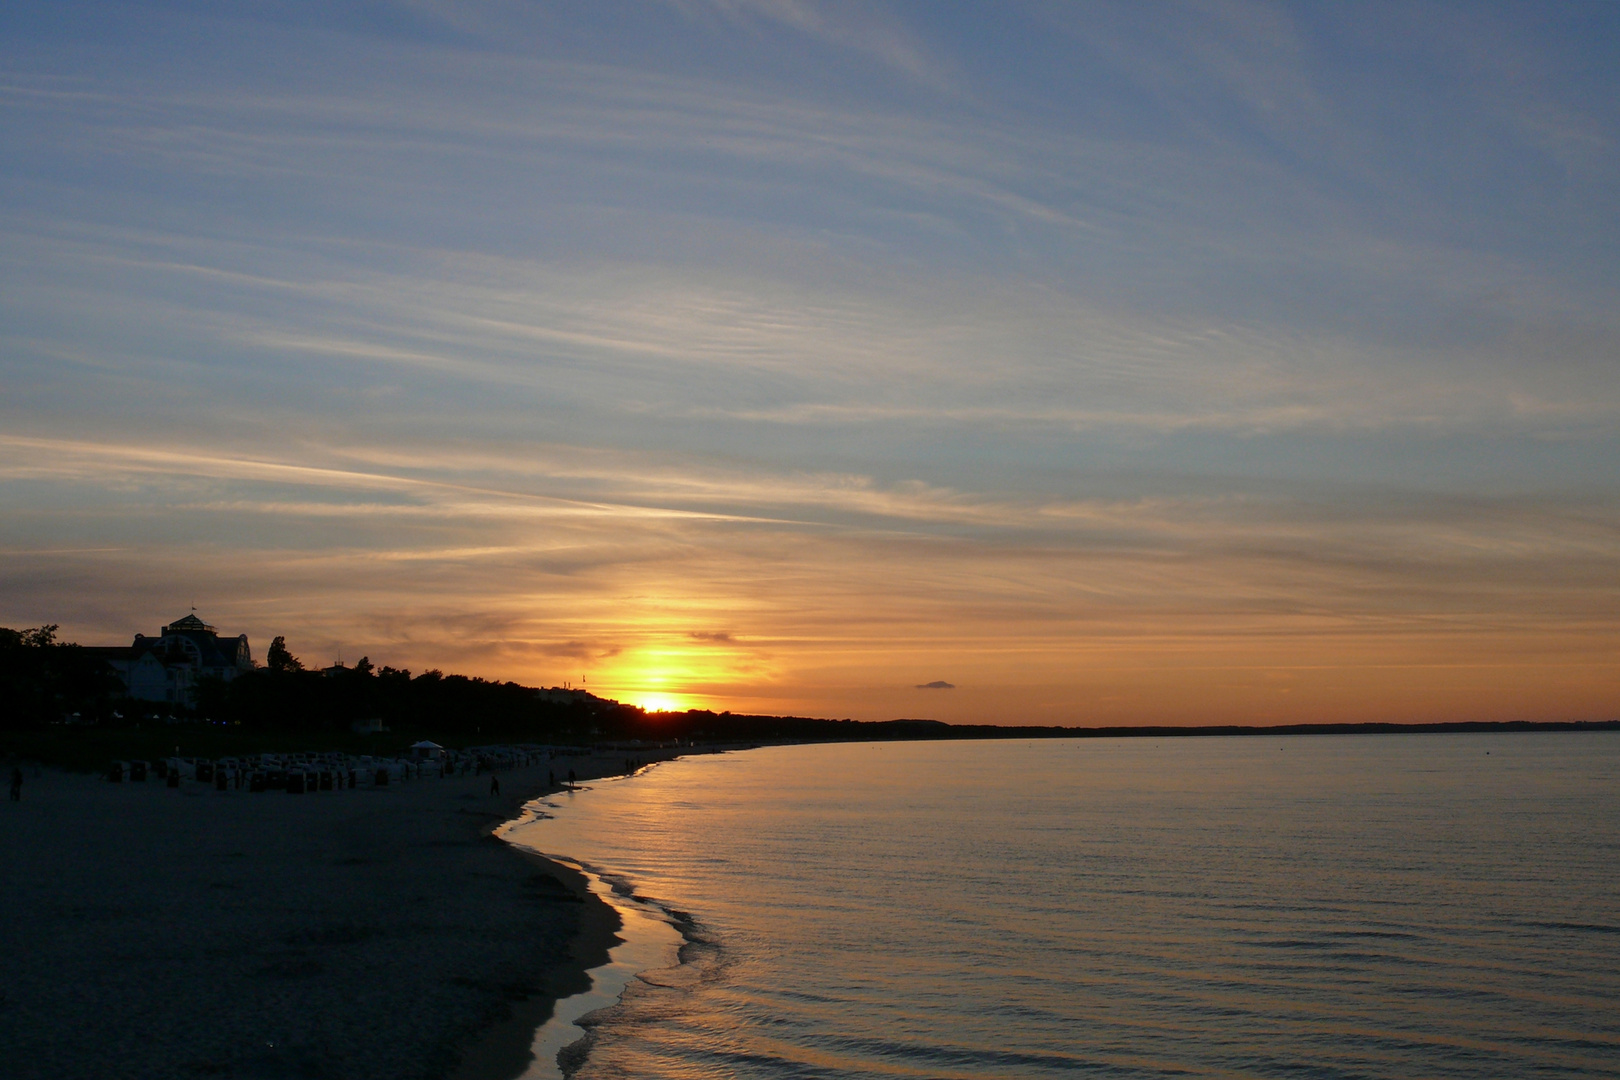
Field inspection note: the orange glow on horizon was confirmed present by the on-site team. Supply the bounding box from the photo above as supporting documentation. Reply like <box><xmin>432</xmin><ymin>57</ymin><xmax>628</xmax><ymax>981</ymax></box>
<box><xmin>631</xmin><ymin>693</ymin><xmax>691</xmax><ymax>713</ymax></box>
<box><xmin>589</xmin><ymin>634</ymin><xmax>750</xmax><ymax>715</ymax></box>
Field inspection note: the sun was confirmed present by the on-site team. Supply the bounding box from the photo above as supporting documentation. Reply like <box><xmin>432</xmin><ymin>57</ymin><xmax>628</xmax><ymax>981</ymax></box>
<box><xmin>634</xmin><ymin>693</ymin><xmax>688</xmax><ymax>713</ymax></box>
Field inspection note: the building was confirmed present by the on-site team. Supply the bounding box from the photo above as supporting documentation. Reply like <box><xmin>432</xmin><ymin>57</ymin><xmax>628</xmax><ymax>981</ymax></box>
<box><xmin>535</xmin><ymin>686</ymin><xmax>619</xmax><ymax>711</ymax></box>
<box><xmin>536</xmin><ymin>687</ymin><xmax>594</xmax><ymax>704</ymax></box>
<box><xmin>89</xmin><ymin>613</ymin><xmax>254</xmax><ymax>708</ymax></box>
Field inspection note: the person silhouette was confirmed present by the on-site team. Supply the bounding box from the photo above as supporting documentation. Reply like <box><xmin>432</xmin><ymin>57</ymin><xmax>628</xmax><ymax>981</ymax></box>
<box><xmin>490</xmin><ymin>775</ymin><xmax>500</xmax><ymax>796</ymax></box>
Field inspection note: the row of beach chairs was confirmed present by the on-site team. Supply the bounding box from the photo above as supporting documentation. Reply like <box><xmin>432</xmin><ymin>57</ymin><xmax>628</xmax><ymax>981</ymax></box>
<box><xmin>104</xmin><ymin>745</ymin><xmax>559</xmax><ymax>791</ymax></box>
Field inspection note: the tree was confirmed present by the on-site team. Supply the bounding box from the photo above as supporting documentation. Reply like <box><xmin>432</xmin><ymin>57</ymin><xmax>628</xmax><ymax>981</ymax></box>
<box><xmin>355</xmin><ymin>655</ymin><xmax>374</xmax><ymax>676</ymax></box>
<box><xmin>0</xmin><ymin>624</ymin><xmax>120</xmax><ymax>728</ymax></box>
<box><xmin>21</xmin><ymin>624</ymin><xmax>59</xmax><ymax>648</ymax></box>
<box><xmin>266</xmin><ymin>635</ymin><xmax>303</xmax><ymax>674</ymax></box>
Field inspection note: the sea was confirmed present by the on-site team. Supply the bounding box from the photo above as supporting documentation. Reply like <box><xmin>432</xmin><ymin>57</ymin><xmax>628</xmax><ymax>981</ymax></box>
<box><xmin>501</xmin><ymin>734</ymin><xmax>1620</xmax><ymax>1079</ymax></box>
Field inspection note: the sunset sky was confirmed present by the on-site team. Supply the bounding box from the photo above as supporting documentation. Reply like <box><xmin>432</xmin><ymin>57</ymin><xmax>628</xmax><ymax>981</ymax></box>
<box><xmin>3</xmin><ymin>2</ymin><xmax>1617</xmax><ymax>723</ymax></box>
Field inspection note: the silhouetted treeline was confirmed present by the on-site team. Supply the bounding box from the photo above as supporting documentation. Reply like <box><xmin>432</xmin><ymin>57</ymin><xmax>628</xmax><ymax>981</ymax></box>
<box><xmin>0</xmin><ymin>627</ymin><xmax>634</xmax><ymax>740</ymax></box>
<box><xmin>195</xmin><ymin>663</ymin><xmax>645</xmax><ymax>740</ymax></box>
<box><xmin>196</xmin><ymin>672</ymin><xmax>976</xmax><ymax>743</ymax></box>
<box><xmin>0</xmin><ymin>626</ymin><xmax>123</xmax><ymax>728</ymax></box>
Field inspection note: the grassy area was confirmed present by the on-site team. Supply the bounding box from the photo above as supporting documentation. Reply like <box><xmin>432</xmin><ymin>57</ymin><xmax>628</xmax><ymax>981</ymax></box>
<box><xmin>1</xmin><ymin>725</ymin><xmax>578</xmax><ymax>773</ymax></box>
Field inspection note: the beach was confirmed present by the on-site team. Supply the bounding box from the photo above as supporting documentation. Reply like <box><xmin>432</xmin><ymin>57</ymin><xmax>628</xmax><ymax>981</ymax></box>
<box><xmin>0</xmin><ymin>750</ymin><xmax>684</xmax><ymax>1080</ymax></box>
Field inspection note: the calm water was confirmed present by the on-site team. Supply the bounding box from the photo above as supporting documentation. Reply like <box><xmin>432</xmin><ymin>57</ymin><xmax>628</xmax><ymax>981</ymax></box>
<box><xmin>504</xmin><ymin>735</ymin><xmax>1620</xmax><ymax>1079</ymax></box>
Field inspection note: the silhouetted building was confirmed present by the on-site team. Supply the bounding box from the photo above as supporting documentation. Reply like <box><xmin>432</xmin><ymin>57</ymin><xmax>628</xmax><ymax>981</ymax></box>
<box><xmin>87</xmin><ymin>613</ymin><xmax>253</xmax><ymax>707</ymax></box>
<box><xmin>536</xmin><ymin>687</ymin><xmax>593</xmax><ymax>704</ymax></box>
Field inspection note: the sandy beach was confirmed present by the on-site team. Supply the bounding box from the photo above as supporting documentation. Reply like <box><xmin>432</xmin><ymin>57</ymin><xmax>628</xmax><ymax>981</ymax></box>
<box><xmin>0</xmin><ymin>750</ymin><xmax>684</xmax><ymax>1080</ymax></box>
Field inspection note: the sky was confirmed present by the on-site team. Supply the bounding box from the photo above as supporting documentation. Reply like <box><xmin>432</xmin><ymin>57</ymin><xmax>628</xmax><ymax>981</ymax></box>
<box><xmin>2</xmin><ymin>1</ymin><xmax>1617</xmax><ymax>724</ymax></box>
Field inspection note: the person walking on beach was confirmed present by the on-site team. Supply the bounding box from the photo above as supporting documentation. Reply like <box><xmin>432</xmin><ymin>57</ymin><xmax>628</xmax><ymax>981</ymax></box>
<box><xmin>490</xmin><ymin>775</ymin><xmax>500</xmax><ymax>796</ymax></box>
<box><xmin>9</xmin><ymin>766</ymin><xmax>21</xmax><ymax>802</ymax></box>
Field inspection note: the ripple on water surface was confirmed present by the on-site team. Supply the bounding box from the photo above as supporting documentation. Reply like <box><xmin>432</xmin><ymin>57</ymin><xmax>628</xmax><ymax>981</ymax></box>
<box><xmin>506</xmin><ymin>735</ymin><xmax>1620</xmax><ymax>1079</ymax></box>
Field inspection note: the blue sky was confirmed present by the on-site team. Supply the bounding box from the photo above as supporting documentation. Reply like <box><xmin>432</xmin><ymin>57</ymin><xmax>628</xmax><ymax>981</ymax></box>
<box><xmin>3</xmin><ymin>1</ymin><xmax>1617</xmax><ymax>721</ymax></box>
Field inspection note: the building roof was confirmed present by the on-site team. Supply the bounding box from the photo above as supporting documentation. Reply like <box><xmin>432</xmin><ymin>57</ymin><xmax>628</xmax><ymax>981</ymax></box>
<box><xmin>163</xmin><ymin>613</ymin><xmax>216</xmax><ymax>634</ymax></box>
<box><xmin>134</xmin><ymin>613</ymin><xmax>250</xmax><ymax>670</ymax></box>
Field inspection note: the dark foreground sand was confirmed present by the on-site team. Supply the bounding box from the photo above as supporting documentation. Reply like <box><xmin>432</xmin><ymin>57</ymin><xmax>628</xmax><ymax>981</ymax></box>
<box><xmin>0</xmin><ymin>752</ymin><xmax>682</xmax><ymax>1080</ymax></box>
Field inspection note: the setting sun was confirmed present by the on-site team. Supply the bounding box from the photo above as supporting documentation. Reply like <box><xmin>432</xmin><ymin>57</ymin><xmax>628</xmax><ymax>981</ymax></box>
<box><xmin>632</xmin><ymin>694</ymin><xmax>689</xmax><ymax>714</ymax></box>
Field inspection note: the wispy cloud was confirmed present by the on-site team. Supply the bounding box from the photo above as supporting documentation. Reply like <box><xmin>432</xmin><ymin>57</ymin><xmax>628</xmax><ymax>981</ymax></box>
<box><xmin>667</xmin><ymin>0</ymin><xmax>954</xmax><ymax>88</ymax></box>
<box><xmin>12</xmin><ymin>222</ymin><xmax>1616</xmax><ymax>445</ymax></box>
<box><xmin>3</xmin><ymin>3</ymin><xmax>1617</xmax><ymax>722</ymax></box>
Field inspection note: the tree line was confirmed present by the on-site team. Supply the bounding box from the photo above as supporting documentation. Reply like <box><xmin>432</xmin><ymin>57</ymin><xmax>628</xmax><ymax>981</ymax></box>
<box><xmin>0</xmin><ymin>625</ymin><xmax>940</xmax><ymax>743</ymax></box>
<box><xmin>0</xmin><ymin>625</ymin><xmax>621</xmax><ymax>738</ymax></box>
<box><xmin>203</xmin><ymin>637</ymin><xmax>635</xmax><ymax>739</ymax></box>
<box><xmin>1</xmin><ymin>625</ymin><xmax>975</xmax><ymax>744</ymax></box>
<box><xmin>0</xmin><ymin>625</ymin><xmax>123</xmax><ymax>729</ymax></box>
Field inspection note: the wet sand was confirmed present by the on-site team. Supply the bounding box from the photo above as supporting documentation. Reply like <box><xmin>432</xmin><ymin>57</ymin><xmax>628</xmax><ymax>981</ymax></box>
<box><xmin>0</xmin><ymin>751</ymin><xmax>684</xmax><ymax>1080</ymax></box>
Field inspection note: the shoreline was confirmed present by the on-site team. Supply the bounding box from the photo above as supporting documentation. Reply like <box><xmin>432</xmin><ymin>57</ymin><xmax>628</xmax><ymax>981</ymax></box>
<box><xmin>510</xmin><ymin>856</ymin><xmax>691</xmax><ymax>1080</ymax></box>
<box><xmin>0</xmin><ymin>749</ymin><xmax>693</xmax><ymax>1080</ymax></box>
<box><xmin>492</xmin><ymin>760</ymin><xmax>729</xmax><ymax>1080</ymax></box>
<box><xmin>446</xmin><ymin>849</ymin><xmax>622</xmax><ymax>1080</ymax></box>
